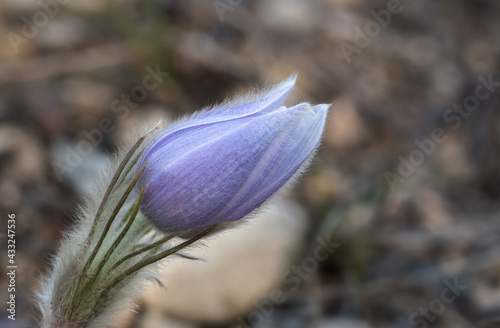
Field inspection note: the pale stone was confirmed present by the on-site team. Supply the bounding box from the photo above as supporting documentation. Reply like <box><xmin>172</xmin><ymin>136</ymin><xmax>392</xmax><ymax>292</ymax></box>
<box><xmin>141</xmin><ymin>199</ymin><xmax>308</xmax><ymax>324</ymax></box>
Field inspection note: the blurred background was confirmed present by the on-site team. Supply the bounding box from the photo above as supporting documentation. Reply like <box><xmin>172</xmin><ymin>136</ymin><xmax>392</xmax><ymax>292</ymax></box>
<box><xmin>1</xmin><ymin>0</ymin><xmax>500</xmax><ymax>327</ymax></box>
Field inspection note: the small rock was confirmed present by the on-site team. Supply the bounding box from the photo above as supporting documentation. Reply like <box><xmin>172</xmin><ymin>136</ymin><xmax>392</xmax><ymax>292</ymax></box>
<box><xmin>141</xmin><ymin>199</ymin><xmax>309</xmax><ymax>324</ymax></box>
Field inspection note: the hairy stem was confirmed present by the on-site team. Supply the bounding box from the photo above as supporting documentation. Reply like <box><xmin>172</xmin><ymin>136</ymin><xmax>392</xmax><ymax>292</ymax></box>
<box><xmin>77</xmin><ymin>187</ymin><xmax>145</xmax><ymax>307</ymax></box>
<box><xmin>86</xmin><ymin>133</ymin><xmax>147</xmax><ymax>242</ymax></box>
<box><xmin>95</xmin><ymin>225</ymin><xmax>220</xmax><ymax>308</ymax></box>
<box><xmin>110</xmin><ymin>231</ymin><xmax>183</xmax><ymax>271</ymax></box>
<box><xmin>66</xmin><ymin>162</ymin><xmax>147</xmax><ymax>320</ymax></box>
<box><xmin>82</xmin><ymin>162</ymin><xmax>147</xmax><ymax>276</ymax></box>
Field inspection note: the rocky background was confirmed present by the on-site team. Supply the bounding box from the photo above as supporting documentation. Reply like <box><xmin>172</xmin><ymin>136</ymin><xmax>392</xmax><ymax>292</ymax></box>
<box><xmin>1</xmin><ymin>0</ymin><xmax>500</xmax><ymax>327</ymax></box>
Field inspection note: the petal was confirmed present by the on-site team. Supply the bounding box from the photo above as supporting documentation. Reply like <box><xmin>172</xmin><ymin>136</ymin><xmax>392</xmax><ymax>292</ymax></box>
<box><xmin>140</xmin><ymin>111</ymin><xmax>290</xmax><ymax>232</ymax></box>
<box><xmin>139</xmin><ymin>74</ymin><xmax>297</xmax><ymax>167</ymax></box>
<box><xmin>199</xmin><ymin>73</ymin><xmax>298</xmax><ymax>121</ymax></box>
<box><xmin>140</xmin><ymin>102</ymin><xmax>329</xmax><ymax>232</ymax></box>
<box><xmin>212</xmin><ymin>103</ymin><xmax>329</xmax><ymax>224</ymax></box>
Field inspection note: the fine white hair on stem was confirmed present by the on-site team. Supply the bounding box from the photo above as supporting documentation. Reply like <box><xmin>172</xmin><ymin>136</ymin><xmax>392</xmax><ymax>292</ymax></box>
<box><xmin>36</xmin><ymin>122</ymin><xmax>167</xmax><ymax>328</ymax></box>
<box><xmin>36</xmin><ymin>118</ymin><xmax>226</xmax><ymax>328</ymax></box>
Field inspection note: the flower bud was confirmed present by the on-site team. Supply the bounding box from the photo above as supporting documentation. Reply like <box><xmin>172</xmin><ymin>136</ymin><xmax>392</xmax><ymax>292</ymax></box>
<box><xmin>137</xmin><ymin>75</ymin><xmax>329</xmax><ymax>234</ymax></box>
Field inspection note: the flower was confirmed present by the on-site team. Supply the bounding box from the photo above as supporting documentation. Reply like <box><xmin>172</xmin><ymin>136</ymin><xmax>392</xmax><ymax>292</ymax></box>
<box><xmin>137</xmin><ymin>75</ymin><xmax>329</xmax><ymax>234</ymax></box>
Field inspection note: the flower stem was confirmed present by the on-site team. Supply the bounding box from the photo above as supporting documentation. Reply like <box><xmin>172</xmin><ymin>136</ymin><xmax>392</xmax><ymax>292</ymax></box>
<box><xmin>78</xmin><ymin>186</ymin><xmax>145</xmax><ymax>302</ymax></box>
<box><xmin>95</xmin><ymin>224</ymin><xmax>221</xmax><ymax>308</ymax></box>
<box><xmin>86</xmin><ymin>133</ymin><xmax>147</xmax><ymax>242</ymax></box>
<box><xmin>116</xmin><ymin>148</ymin><xmax>142</xmax><ymax>188</ymax></box>
<box><xmin>66</xmin><ymin>162</ymin><xmax>147</xmax><ymax>320</ymax></box>
<box><xmin>82</xmin><ymin>161</ymin><xmax>147</xmax><ymax>277</ymax></box>
<box><xmin>110</xmin><ymin>231</ymin><xmax>183</xmax><ymax>271</ymax></box>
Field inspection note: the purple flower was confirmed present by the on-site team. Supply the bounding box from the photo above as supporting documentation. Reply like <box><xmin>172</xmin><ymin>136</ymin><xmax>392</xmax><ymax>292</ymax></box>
<box><xmin>137</xmin><ymin>75</ymin><xmax>329</xmax><ymax>234</ymax></box>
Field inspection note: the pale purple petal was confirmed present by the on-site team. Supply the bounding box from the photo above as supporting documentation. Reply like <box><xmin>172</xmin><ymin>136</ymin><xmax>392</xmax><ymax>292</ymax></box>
<box><xmin>139</xmin><ymin>75</ymin><xmax>297</xmax><ymax>166</ymax></box>
<box><xmin>136</xmin><ymin>76</ymin><xmax>329</xmax><ymax>234</ymax></box>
